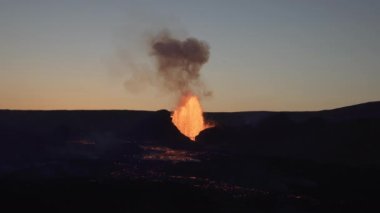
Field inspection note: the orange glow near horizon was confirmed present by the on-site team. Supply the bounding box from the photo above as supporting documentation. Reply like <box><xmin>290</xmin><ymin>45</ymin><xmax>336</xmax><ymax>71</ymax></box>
<box><xmin>171</xmin><ymin>94</ymin><xmax>213</xmax><ymax>141</ymax></box>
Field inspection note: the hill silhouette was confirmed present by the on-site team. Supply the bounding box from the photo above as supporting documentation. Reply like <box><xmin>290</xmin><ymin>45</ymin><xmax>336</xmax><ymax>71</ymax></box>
<box><xmin>0</xmin><ymin>101</ymin><xmax>379</xmax><ymax>211</ymax></box>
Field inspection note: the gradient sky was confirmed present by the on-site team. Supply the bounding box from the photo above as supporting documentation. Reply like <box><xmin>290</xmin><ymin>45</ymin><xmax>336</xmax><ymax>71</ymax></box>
<box><xmin>0</xmin><ymin>0</ymin><xmax>379</xmax><ymax>112</ymax></box>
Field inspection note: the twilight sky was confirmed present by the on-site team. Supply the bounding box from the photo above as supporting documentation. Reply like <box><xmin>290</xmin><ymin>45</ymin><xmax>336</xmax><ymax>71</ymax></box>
<box><xmin>0</xmin><ymin>0</ymin><xmax>379</xmax><ymax>111</ymax></box>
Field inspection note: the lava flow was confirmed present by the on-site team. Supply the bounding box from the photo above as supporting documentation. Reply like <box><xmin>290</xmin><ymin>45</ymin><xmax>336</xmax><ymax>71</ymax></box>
<box><xmin>172</xmin><ymin>94</ymin><xmax>212</xmax><ymax>141</ymax></box>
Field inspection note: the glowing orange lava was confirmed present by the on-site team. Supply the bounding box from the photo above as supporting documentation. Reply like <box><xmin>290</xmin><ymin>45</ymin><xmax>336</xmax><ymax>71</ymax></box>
<box><xmin>172</xmin><ymin>94</ymin><xmax>212</xmax><ymax>141</ymax></box>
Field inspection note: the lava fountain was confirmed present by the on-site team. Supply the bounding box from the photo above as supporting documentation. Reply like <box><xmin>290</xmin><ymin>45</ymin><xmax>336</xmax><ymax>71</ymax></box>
<box><xmin>172</xmin><ymin>94</ymin><xmax>212</xmax><ymax>141</ymax></box>
<box><xmin>144</xmin><ymin>31</ymin><xmax>214</xmax><ymax>141</ymax></box>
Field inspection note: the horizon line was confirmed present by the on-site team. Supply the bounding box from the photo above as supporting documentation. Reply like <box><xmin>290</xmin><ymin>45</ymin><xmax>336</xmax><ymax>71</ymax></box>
<box><xmin>0</xmin><ymin>100</ymin><xmax>378</xmax><ymax>113</ymax></box>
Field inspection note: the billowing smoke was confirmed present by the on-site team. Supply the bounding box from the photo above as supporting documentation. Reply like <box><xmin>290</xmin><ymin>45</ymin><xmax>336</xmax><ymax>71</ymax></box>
<box><xmin>121</xmin><ymin>30</ymin><xmax>211</xmax><ymax>99</ymax></box>
<box><xmin>150</xmin><ymin>31</ymin><xmax>210</xmax><ymax>96</ymax></box>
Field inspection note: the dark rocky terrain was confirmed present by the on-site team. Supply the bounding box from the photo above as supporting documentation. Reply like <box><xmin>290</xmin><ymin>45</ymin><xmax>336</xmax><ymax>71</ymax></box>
<box><xmin>0</xmin><ymin>101</ymin><xmax>379</xmax><ymax>212</ymax></box>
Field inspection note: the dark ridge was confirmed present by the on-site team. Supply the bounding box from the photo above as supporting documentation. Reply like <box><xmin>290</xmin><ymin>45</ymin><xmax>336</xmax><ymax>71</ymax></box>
<box><xmin>0</xmin><ymin>101</ymin><xmax>379</xmax><ymax>211</ymax></box>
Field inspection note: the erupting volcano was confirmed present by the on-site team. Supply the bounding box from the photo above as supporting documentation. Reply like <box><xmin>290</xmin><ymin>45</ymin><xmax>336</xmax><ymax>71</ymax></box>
<box><xmin>172</xmin><ymin>93</ymin><xmax>212</xmax><ymax>141</ymax></box>
<box><xmin>143</xmin><ymin>30</ymin><xmax>214</xmax><ymax>141</ymax></box>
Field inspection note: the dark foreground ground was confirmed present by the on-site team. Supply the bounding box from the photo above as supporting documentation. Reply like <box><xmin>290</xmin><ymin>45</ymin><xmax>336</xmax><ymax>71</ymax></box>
<box><xmin>0</xmin><ymin>102</ymin><xmax>379</xmax><ymax>212</ymax></box>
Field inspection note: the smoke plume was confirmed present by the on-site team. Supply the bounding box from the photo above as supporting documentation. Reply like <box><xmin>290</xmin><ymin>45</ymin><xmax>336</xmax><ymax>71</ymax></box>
<box><xmin>149</xmin><ymin>30</ymin><xmax>211</xmax><ymax>97</ymax></box>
